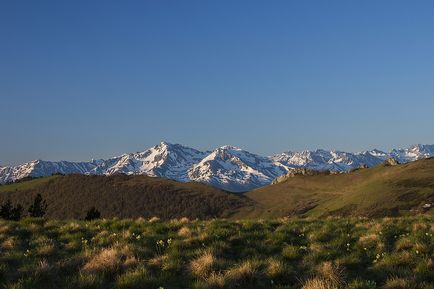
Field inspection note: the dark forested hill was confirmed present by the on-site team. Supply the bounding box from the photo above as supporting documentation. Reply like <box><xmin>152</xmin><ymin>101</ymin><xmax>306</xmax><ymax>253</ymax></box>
<box><xmin>0</xmin><ymin>174</ymin><xmax>251</xmax><ymax>219</ymax></box>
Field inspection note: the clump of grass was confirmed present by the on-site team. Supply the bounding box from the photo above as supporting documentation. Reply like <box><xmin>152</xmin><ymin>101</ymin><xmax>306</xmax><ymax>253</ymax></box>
<box><xmin>190</xmin><ymin>250</ymin><xmax>216</xmax><ymax>278</ymax></box>
<box><xmin>265</xmin><ymin>257</ymin><xmax>284</xmax><ymax>279</ymax></box>
<box><xmin>171</xmin><ymin>217</ymin><xmax>190</xmax><ymax>225</ymax></box>
<box><xmin>37</xmin><ymin>243</ymin><xmax>56</xmax><ymax>256</ymax></box>
<box><xmin>82</xmin><ymin>247</ymin><xmax>121</xmax><ymax>273</ymax></box>
<box><xmin>195</xmin><ymin>272</ymin><xmax>226</xmax><ymax>289</ymax></box>
<box><xmin>116</xmin><ymin>266</ymin><xmax>154</xmax><ymax>289</ymax></box>
<box><xmin>82</xmin><ymin>246</ymin><xmax>135</xmax><ymax>274</ymax></box>
<box><xmin>383</xmin><ymin>276</ymin><xmax>411</xmax><ymax>289</ymax></box>
<box><xmin>0</xmin><ymin>224</ymin><xmax>10</xmax><ymax>234</ymax></box>
<box><xmin>225</xmin><ymin>260</ymin><xmax>261</xmax><ymax>286</ymax></box>
<box><xmin>147</xmin><ymin>254</ymin><xmax>168</xmax><ymax>269</ymax></box>
<box><xmin>282</xmin><ymin>244</ymin><xmax>301</xmax><ymax>260</ymax></box>
<box><xmin>316</xmin><ymin>261</ymin><xmax>345</xmax><ymax>287</ymax></box>
<box><xmin>148</xmin><ymin>217</ymin><xmax>160</xmax><ymax>223</ymax></box>
<box><xmin>347</xmin><ymin>278</ymin><xmax>377</xmax><ymax>289</ymax></box>
<box><xmin>1</xmin><ymin>237</ymin><xmax>17</xmax><ymax>250</ymax></box>
<box><xmin>178</xmin><ymin>226</ymin><xmax>192</xmax><ymax>238</ymax></box>
<box><xmin>134</xmin><ymin>217</ymin><xmax>146</xmax><ymax>224</ymax></box>
<box><xmin>302</xmin><ymin>278</ymin><xmax>338</xmax><ymax>289</ymax></box>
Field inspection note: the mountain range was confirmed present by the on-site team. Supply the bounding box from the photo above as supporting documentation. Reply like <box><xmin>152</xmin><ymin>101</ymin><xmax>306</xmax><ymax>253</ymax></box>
<box><xmin>1</xmin><ymin>142</ymin><xmax>434</xmax><ymax>192</ymax></box>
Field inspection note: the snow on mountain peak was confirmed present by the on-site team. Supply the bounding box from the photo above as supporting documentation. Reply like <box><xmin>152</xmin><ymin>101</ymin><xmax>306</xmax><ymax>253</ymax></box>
<box><xmin>1</xmin><ymin>143</ymin><xmax>434</xmax><ymax>191</ymax></box>
<box><xmin>188</xmin><ymin>146</ymin><xmax>288</xmax><ymax>192</ymax></box>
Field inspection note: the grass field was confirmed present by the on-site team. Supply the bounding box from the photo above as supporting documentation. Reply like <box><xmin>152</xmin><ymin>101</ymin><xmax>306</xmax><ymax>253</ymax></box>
<box><xmin>0</xmin><ymin>216</ymin><xmax>432</xmax><ymax>289</ymax></box>
<box><xmin>0</xmin><ymin>176</ymin><xmax>61</xmax><ymax>193</ymax></box>
<box><xmin>244</xmin><ymin>158</ymin><xmax>434</xmax><ymax>218</ymax></box>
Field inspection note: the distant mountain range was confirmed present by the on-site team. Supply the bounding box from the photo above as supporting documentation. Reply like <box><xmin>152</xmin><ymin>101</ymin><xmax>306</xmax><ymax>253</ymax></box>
<box><xmin>1</xmin><ymin>142</ymin><xmax>434</xmax><ymax>192</ymax></box>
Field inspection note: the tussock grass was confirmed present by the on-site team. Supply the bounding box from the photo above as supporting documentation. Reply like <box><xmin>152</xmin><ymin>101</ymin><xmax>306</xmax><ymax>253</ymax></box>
<box><xmin>190</xmin><ymin>250</ymin><xmax>216</xmax><ymax>278</ymax></box>
<box><xmin>0</xmin><ymin>216</ymin><xmax>432</xmax><ymax>289</ymax></box>
<box><xmin>302</xmin><ymin>278</ymin><xmax>338</xmax><ymax>289</ymax></box>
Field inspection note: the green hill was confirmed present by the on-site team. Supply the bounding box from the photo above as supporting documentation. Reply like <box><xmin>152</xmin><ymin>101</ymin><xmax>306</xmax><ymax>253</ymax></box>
<box><xmin>0</xmin><ymin>174</ymin><xmax>251</xmax><ymax>220</ymax></box>
<box><xmin>239</xmin><ymin>157</ymin><xmax>434</xmax><ymax>218</ymax></box>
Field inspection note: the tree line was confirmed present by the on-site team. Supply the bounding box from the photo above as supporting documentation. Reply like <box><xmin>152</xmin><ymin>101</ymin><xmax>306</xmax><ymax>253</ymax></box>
<box><xmin>0</xmin><ymin>193</ymin><xmax>100</xmax><ymax>221</ymax></box>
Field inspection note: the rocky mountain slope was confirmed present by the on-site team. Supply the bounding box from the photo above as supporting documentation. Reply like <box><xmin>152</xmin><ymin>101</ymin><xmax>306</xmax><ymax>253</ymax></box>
<box><xmin>1</xmin><ymin>142</ymin><xmax>434</xmax><ymax>192</ymax></box>
<box><xmin>188</xmin><ymin>146</ymin><xmax>288</xmax><ymax>191</ymax></box>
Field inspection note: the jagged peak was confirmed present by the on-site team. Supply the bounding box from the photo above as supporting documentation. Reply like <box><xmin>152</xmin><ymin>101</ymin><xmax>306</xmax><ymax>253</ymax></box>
<box><xmin>218</xmin><ymin>145</ymin><xmax>243</xmax><ymax>151</ymax></box>
<box><xmin>156</xmin><ymin>141</ymin><xmax>173</xmax><ymax>148</ymax></box>
<box><xmin>3</xmin><ymin>143</ymin><xmax>434</xmax><ymax>192</ymax></box>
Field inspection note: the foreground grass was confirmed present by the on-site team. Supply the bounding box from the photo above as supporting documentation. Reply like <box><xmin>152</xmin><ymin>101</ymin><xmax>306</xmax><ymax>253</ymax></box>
<box><xmin>0</xmin><ymin>216</ymin><xmax>432</xmax><ymax>289</ymax></box>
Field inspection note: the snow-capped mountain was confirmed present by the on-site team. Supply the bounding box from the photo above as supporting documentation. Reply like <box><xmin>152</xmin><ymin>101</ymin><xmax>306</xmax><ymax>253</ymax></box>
<box><xmin>390</xmin><ymin>144</ymin><xmax>434</xmax><ymax>163</ymax></box>
<box><xmin>89</xmin><ymin>142</ymin><xmax>208</xmax><ymax>181</ymax></box>
<box><xmin>270</xmin><ymin>149</ymin><xmax>389</xmax><ymax>172</ymax></box>
<box><xmin>1</xmin><ymin>143</ymin><xmax>434</xmax><ymax>192</ymax></box>
<box><xmin>188</xmin><ymin>146</ymin><xmax>288</xmax><ymax>192</ymax></box>
<box><xmin>0</xmin><ymin>142</ymin><xmax>206</xmax><ymax>185</ymax></box>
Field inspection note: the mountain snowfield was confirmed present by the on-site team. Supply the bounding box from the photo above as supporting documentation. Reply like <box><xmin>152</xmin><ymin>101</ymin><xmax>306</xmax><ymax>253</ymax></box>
<box><xmin>1</xmin><ymin>142</ymin><xmax>434</xmax><ymax>192</ymax></box>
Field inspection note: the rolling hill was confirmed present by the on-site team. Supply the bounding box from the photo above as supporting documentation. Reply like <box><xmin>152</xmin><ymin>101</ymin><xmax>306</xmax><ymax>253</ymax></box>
<box><xmin>1</xmin><ymin>157</ymin><xmax>434</xmax><ymax>219</ymax></box>
<box><xmin>0</xmin><ymin>174</ymin><xmax>251</xmax><ymax>219</ymax></box>
<box><xmin>240</xmin><ymin>157</ymin><xmax>434</xmax><ymax>218</ymax></box>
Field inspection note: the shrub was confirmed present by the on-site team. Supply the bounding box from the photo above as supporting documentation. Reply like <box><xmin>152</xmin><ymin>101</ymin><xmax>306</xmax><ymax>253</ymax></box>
<box><xmin>85</xmin><ymin>207</ymin><xmax>101</xmax><ymax>221</ymax></box>
<box><xmin>0</xmin><ymin>200</ymin><xmax>23</xmax><ymax>220</ymax></box>
<box><xmin>28</xmin><ymin>194</ymin><xmax>47</xmax><ymax>217</ymax></box>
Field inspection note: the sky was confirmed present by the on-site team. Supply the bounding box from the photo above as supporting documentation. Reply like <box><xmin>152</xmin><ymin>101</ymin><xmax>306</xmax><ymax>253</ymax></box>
<box><xmin>1</xmin><ymin>0</ymin><xmax>434</xmax><ymax>166</ymax></box>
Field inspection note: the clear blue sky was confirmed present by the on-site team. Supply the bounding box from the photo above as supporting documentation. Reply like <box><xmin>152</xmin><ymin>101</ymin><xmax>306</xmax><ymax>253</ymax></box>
<box><xmin>1</xmin><ymin>0</ymin><xmax>434</xmax><ymax>166</ymax></box>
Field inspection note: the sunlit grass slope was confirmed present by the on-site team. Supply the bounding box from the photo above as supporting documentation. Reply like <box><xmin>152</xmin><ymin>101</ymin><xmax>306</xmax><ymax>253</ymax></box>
<box><xmin>242</xmin><ymin>158</ymin><xmax>434</xmax><ymax>218</ymax></box>
<box><xmin>0</xmin><ymin>216</ymin><xmax>432</xmax><ymax>289</ymax></box>
<box><xmin>0</xmin><ymin>175</ymin><xmax>61</xmax><ymax>192</ymax></box>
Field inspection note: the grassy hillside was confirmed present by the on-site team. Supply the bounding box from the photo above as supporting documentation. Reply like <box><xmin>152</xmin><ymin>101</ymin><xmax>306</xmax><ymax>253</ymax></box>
<box><xmin>0</xmin><ymin>174</ymin><xmax>251</xmax><ymax>220</ymax></box>
<box><xmin>0</xmin><ymin>175</ymin><xmax>61</xmax><ymax>192</ymax></box>
<box><xmin>0</xmin><ymin>216</ymin><xmax>432</xmax><ymax>289</ymax></box>
<box><xmin>241</xmin><ymin>158</ymin><xmax>434</xmax><ymax>218</ymax></box>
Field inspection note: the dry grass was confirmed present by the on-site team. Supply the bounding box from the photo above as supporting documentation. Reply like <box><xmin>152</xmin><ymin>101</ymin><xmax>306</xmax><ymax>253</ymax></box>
<box><xmin>316</xmin><ymin>262</ymin><xmax>345</xmax><ymax>287</ymax></box>
<box><xmin>82</xmin><ymin>247</ymin><xmax>122</xmax><ymax>273</ymax></box>
<box><xmin>147</xmin><ymin>254</ymin><xmax>168</xmax><ymax>269</ymax></box>
<box><xmin>412</xmin><ymin>222</ymin><xmax>427</xmax><ymax>232</ymax></box>
<box><xmin>265</xmin><ymin>258</ymin><xmax>284</xmax><ymax>278</ymax></box>
<box><xmin>148</xmin><ymin>216</ymin><xmax>160</xmax><ymax>223</ymax></box>
<box><xmin>82</xmin><ymin>246</ymin><xmax>134</xmax><ymax>274</ymax></box>
<box><xmin>384</xmin><ymin>276</ymin><xmax>411</xmax><ymax>289</ymax></box>
<box><xmin>171</xmin><ymin>217</ymin><xmax>190</xmax><ymax>225</ymax></box>
<box><xmin>302</xmin><ymin>278</ymin><xmax>338</xmax><ymax>289</ymax></box>
<box><xmin>395</xmin><ymin>237</ymin><xmax>413</xmax><ymax>251</ymax></box>
<box><xmin>226</xmin><ymin>260</ymin><xmax>259</xmax><ymax>285</ymax></box>
<box><xmin>37</xmin><ymin>243</ymin><xmax>56</xmax><ymax>256</ymax></box>
<box><xmin>200</xmin><ymin>272</ymin><xmax>226</xmax><ymax>289</ymax></box>
<box><xmin>134</xmin><ymin>217</ymin><xmax>146</xmax><ymax>224</ymax></box>
<box><xmin>358</xmin><ymin>233</ymin><xmax>380</xmax><ymax>245</ymax></box>
<box><xmin>0</xmin><ymin>216</ymin><xmax>432</xmax><ymax>289</ymax></box>
<box><xmin>178</xmin><ymin>226</ymin><xmax>192</xmax><ymax>238</ymax></box>
<box><xmin>35</xmin><ymin>259</ymin><xmax>51</xmax><ymax>275</ymax></box>
<box><xmin>190</xmin><ymin>251</ymin><xmax>216</xmax><ymax>278</ymax></box>
<box><xmin>1</xmin><ymin>237</ymin><xmax>16</xmax><ymax>250</ymax></box>
<box><xmin>0</xmin><ymin>224</ymin><xmax>9</xmax><ymax>234</ymax></box>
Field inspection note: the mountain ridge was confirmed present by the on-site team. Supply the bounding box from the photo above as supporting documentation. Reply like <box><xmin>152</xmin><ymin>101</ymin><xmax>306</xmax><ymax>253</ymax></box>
<box><xmin>1</xmin><ymin>142</ymin><xmax>434</xmax><ymax>192</ymax></box>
